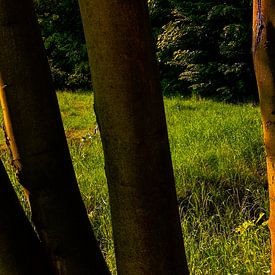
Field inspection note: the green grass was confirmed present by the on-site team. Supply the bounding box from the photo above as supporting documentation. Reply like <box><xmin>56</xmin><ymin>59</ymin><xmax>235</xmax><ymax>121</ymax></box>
<box><xmin>164</xmin><ymin>98</ymin><xmax>269</xmax><ymax>274</ymax></box>
<box><xmin>0</xmin><ymin>91</ymin><xmax>270</xmax><ymax>274</ymax></box>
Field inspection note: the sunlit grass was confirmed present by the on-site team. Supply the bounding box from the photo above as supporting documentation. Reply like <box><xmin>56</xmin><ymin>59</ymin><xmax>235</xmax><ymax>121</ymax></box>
<box><xmin>165</xmin><ymin>97</ymin><xmax>269</xmax><ymax>273</ymax></box>
<box><xmin>0</xmin><ymin>91</ymin><xmax>270</xmax><ymax>274</ymax></box>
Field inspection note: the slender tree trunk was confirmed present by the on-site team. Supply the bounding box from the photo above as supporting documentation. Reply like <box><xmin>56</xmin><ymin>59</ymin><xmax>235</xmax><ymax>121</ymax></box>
<box><xmin>0</xmin><ymin>160</ymin><xmax>53</xmax><ymax>274</ymax></box>
<box><xmin>0</xmin><ymin>1</ymin><xmax>109</xmax><ymax>274</ymax></box>
<box><xmin>78</xmin><ymin>1</ymin><xmax>189</xmax><ymax>274</ymax></box>
<box><xmin>253</xmin><ymin>0</ymin><xmax>275</xmax><ymax>273</ymax></box>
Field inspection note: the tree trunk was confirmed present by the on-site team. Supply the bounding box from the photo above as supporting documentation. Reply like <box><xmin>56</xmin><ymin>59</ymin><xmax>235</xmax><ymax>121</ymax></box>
<box><xmin>78</xmin><ymin>0</ymin><xmax>189</xmax><ymax>274</ymax></box>
<box><xmin>253</xmin><ymin>0</ymin><xmax>275</xmax><ymax>273</ymax></box>
<box><xmin>0</xmin><ymin>1</ymin><xmax>109</xmax><ymax>274</ymax></box>
<box><xmin>0</xmin><ymin>160</ymin><xmax>53</xmax><ymax>274</ymax></box>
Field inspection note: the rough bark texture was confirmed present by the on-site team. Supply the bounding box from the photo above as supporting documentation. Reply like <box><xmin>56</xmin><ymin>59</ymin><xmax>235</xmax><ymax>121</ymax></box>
<box><xmin>253</xmin><ymin>0</ymin><xmax>275</xmax><ymax>273</ymax></box>
<box><xmin>0</xmin><ymin>160</ymin><xmax>53</xmax><ymax>274</ymax></box>
<box><xmin>78</xmin><ymin>0</ymin><xmax>189</xmax><ymax>274</ymax></box>
<box><xmin>0</xmin><ymin>1</ymin><xmax>109</xmax><ymax>274</ymax></box>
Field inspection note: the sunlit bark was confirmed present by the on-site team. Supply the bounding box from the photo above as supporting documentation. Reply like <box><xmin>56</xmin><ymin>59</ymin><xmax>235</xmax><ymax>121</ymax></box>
<box><xmin>0</xmin><ymin>1</ymin><xmax>109</xmax><ymax>274</ymax></box>
<box><xmin>253</xmin><ymin>0</ymin><xmax>275</xmax><ymax>273</ymax></box>
<box><xmin>79</xmin><ymin>0</ymin><xmax>189</xmax><ymax>274</ymax></box>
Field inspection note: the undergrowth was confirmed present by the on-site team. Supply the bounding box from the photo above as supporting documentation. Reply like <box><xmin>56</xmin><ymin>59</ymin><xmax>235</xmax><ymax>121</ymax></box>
<box><xmin>0</xmin><ymin>91</ymin><xmax>270</xmax><ymax>274</ymax></box>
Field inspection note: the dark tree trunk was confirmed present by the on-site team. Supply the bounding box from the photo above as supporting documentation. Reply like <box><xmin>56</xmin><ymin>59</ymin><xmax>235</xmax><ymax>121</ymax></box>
<box><xmin>0</xmin><ymin>1</ymin><xmax>109</xmax><ymax>274</ymax></box>
<box><xmin>79</xmin><ymin>0</ymin><xmax>189</xmax><ymax>274</ymax></box>
<box><xmin>0</xmin><ymin>160</ymin><xmax>53</xmax><ymax>274</ymax></box>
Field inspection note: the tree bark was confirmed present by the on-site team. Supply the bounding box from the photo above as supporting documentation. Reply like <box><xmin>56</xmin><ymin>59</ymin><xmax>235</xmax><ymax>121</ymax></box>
<box><xmin>0</xmin><ymin>1</ymin><xmax>109</xmax><ymax>274</ymax></box>
<box><xmin>253</xmin><ymin>0</ymin><xmax>275</xmax><ymax>273</ymax></box>
<box><xmin>78</xmin><ymin>0</ymin><xmax>189</xmax><ymax>274</ymax></box>
<box><xmin>0</xmin><ymin>160</ymin><xmax>53</xmax><ymax>274</ymax></box>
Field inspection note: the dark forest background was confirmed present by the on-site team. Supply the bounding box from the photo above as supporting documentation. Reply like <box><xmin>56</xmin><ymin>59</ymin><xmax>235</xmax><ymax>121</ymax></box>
<box><xmin>35</xmin><ymin>0</ymin><xmax>257</xmax><ymax>102</ymax></box>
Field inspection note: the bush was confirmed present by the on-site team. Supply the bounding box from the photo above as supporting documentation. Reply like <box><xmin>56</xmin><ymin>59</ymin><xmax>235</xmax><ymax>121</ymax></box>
<box><xmin>150</xmin><ymin>0</ymin><xmax>258</xmax><ymax>101</ymax></box>
<box><xmin>35</xmin><ymin>0</ymin><xmax>91</xmax><ymax>90</ymax></box>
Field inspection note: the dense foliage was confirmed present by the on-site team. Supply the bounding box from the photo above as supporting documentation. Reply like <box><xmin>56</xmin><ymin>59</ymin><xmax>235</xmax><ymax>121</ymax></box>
<box><xmin>150</xmin><ymin>0</ymin><xmax>257</xmax><ymax>101</ymax></box>
<box><xmin>35</xmin><ymin>0</ymin><xmax>90</xmax><ymax>90</ymax></box>
<box><xmin>35</xmin><ymin>0</ymin><xmax>257</xmax><ymax>101</ymax></box>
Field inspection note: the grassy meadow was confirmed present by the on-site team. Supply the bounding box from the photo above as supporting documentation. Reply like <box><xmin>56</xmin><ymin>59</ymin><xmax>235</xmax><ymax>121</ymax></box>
<box><xmin>0</xmin><ymin>91</ymin><xmax>270</xmax><ymax>274</ymax></box>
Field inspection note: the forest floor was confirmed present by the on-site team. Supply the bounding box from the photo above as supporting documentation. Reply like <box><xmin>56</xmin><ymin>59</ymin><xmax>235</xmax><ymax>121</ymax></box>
<box><xmin>0</xmin><ymin>91</ymin><xmax>270</xmax><ymax>274</ymax></box>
